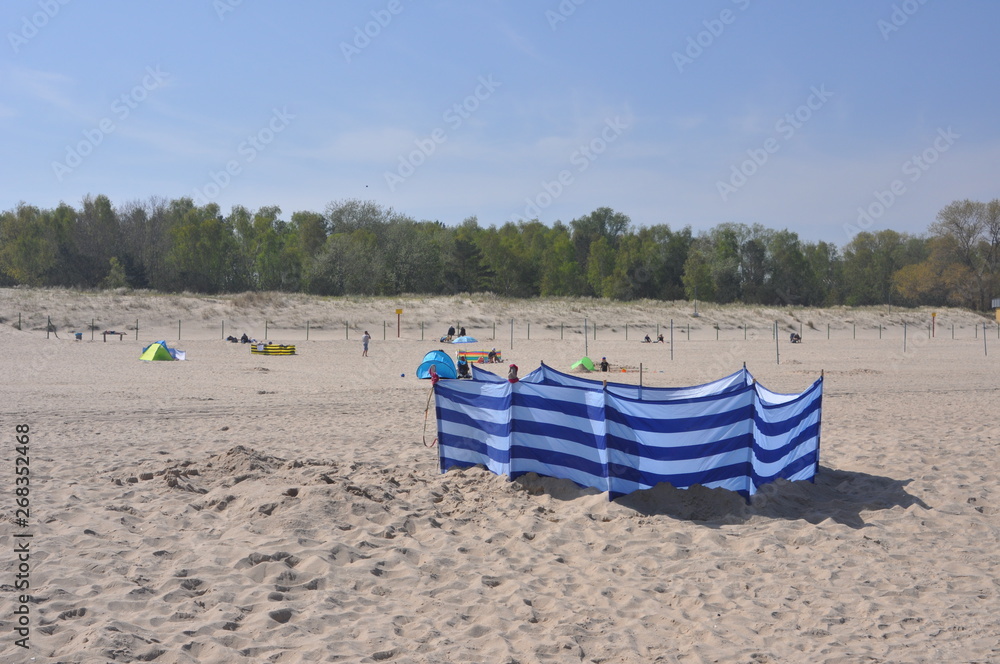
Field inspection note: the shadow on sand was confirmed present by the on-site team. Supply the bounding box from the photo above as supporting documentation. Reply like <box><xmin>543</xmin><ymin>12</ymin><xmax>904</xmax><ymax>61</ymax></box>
<box><xmin>516</xmin><ymin>465</ymin><xmax>930</xmax><ymax>529</ymax></box>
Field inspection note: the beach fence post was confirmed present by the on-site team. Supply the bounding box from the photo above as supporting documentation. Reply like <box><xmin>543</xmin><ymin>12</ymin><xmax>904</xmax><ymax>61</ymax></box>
<box><xmin>222</xmin><ymin>320</ymin><xmax>225</xmax><ymax>340</ymax></box>
<box><xmin>306</xmin><ymin>321</ymin><xmax>310</xmax><ymax>341</ymax></box>
<box><xmin>687</xmin><ymin>323</ymin><xmax>690</xmax><ymax>340</ymax></box>
<box><xmin>715</xmin><ymin>324</ymin><xmax>719</xmax><ymax>341</ymax></box>
<box><xmin>879</xmin><ymin>324</ymin><xmax>882</xmax><ymax>339</ymax></box>
<box><xmin>670</xmin><ymin>319</ymin><xmax>674</xmax><ymax>361</ymax></box>
<box><xmin>383</xmin><ymin>321</ymin><xmax>386</xmax><ymax>341</ymax></box>
<box><xmin>91</xmin><ymin>318</ymin><xmax>95</xmax><ymax>341</ymax></box>
<box><xmin>853</xmin><ymin>323</ymin><xmax>856</xmax><ymax>339</ymax></box>
<box><xmin>178</xmin><ymin>319</ymin><xmax>182</xmax><ymax>340</ymax></box>
<box><xmin>345</xmin><ymin>321</ymin><xmax>348</xmax><ymax>339</ymax></box>
<box><xmin>744</xmin><ymin>322</ymin><xmax>747</xmax><ymax>340</ymax></box>
<box><xmin>47</xmin><ymin>316</ymin><xmax>51</xmax><ymax>339</ymax></box>
<box><xmin>903</xmin><ymin>321</ymin><xmax>907</xmax><ymax>352</ymax></box>
<box><xmin>560</xmin><ymin>322</ymin><xmax>563</xmax><ymax>340</ymax></box>
<box><xmin>584</xmin><ymin>318</ymin><xmax>588</xmax><ymax>357</ymax></box>
<box><xmin>510</xmin><ymin>319</ymin><xmax>514</xmax><ymax>350</ymax></box>
<box><xmin>18</xmin><ymin>313</ymin><xmax>21</xmax><ymax>330</ymax></box>
<box><xmin>421</xmin><ymin>321</ymin><xmax>424</xmax><ymax>341</ymax></box>
<box><xmin>527</xmin><ymin>322</ymin><xmax>530</xmax><ymax>340</ymax></box>
<box><xmin>135</xmin><ymin>319</ymin><xmax>138</xmax><ymax>341</ymax></box>
<box><xmin>265</xmin><ymin>320</ymin><xmax>268</xmax><ymax>339</ymax></box>
<box><xmin>984</xmin><ymin>323</ymin><xmax>989</xmax><ymax>356</ymax></box>
<box><xmin>827</xmin><ymin>323</ymin><xmax>830</xmax><ymax>340</ymax></box>
<box><xmin>774</xmin><ymin>321</ymin><xmax>780</xmax><ymax>365</ymax></box>
<box><xmin>492</xmin><ymin>321</ymin><xmax>495</xmax><ymax>340</ymax></box>
<box><xmin>952</xmin><ymin>323</ymin><xmax>954</xmax><ymax>339</ymax></box>
<box><xmin>626</xmin><ymin>323</ymin><xmax>628</xmax><ymax>341</ymax></box>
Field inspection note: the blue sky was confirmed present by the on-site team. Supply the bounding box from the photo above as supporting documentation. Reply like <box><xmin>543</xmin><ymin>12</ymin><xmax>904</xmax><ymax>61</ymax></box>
<box><xmin>3</xmin><ymin>0</ymin><xmax>997</xmax><ymax>244</ymax></box>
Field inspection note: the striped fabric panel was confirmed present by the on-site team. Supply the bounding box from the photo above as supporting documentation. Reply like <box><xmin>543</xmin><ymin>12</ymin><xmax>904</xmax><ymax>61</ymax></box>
<box><xmin>435</xmin><ymin>368</ymin><xmax>822</xmax><ymax>500</ymax></box>
<box><xmin>534</xmin><ymin>364</ymin><xmax>751</xmax><ymax>400</ymax></box>
<box><xmin>751</xmin><ymin>378</ymin><xmax>823</xmax><ymax>491</ymax></box>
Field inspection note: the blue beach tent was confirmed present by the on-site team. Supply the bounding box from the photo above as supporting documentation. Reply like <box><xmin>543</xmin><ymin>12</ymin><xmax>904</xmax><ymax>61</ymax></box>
<box><xmin>416</xmin><ymin>350</ymin><xmax>457</xmax><ymax>379</ymax></box>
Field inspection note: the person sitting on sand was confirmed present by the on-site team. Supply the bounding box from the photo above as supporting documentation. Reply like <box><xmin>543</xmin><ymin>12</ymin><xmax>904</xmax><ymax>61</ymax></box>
<box><xmin>656</xmin><ymin>334</ymin><xmax>664</xmax><ymax>343</ymax></box>
<box><xmin>643</xmin><ymin>334</ymin><xmax>651</xmax><ymax>343</ymax></box>
<box><xmin>457</xmin><ymin>358</ymin><xmax>470</xmax><ymax>378</ymax></box>
<box><xmin>790</xmin><ymin>332</ymin><xmax>802</xmax><ymax>343</ymax></box>
<box><xmin>240</xmin><ymin>333</ymin><xmax>249</xmax><ymax>344</ymax></box>
<box><xmin>488</xmin><ymin>348</ymin><xmax>498</xmax><ymax>363</ymax></box>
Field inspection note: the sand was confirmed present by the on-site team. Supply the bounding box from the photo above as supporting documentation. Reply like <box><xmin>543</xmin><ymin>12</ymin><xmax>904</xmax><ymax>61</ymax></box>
<box><xmin>1</xmin><ymin>288</ymin><xmax>999</xmax><ymax>663</ymax></box>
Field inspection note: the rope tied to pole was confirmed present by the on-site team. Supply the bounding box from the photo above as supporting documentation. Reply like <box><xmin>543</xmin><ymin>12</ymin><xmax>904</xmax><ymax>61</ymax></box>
<box><xmin>422</xmin><ymin>386</ymin><xmax>437</xmax><ymax>447</ymax></box>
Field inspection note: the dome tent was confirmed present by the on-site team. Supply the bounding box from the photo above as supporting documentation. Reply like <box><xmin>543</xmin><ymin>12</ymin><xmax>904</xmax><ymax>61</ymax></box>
<box><xmin>140</xmin><ymin>340</ymin><xmax>185</xmax><ymax>361</ymax></box>
<box><xmin>416</xmin><ymin>350</ymin><xmax>457</xmax><ymax>379</ymax></box>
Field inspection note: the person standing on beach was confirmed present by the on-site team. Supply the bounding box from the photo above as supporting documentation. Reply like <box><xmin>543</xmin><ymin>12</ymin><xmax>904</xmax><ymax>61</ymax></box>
<box><xmin>361</xmin><ymin>330</ymin><xmax>371</xmax><ymax>357</ymax></box>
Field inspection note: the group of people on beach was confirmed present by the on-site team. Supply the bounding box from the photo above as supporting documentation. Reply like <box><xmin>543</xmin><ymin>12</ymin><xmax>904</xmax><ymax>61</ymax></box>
<box><xmin>440</xmin><ymin>325</ymin><xmax>466</xmax><ymax>342</ymax></box>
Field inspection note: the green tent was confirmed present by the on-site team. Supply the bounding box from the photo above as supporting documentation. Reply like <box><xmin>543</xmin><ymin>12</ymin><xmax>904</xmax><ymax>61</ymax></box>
<box><xmin>571</xmin><ymin>356</ymin><xmax>595</xmax><ymax>372</ymax></box>
<box><xmin>140</xmin><ymin>341</ymin><xmax>174</xmax><ymax>361</ymax></box>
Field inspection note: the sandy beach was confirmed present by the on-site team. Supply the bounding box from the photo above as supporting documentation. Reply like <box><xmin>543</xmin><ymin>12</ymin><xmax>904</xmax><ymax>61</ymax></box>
<box><xmin>2</xmin><ymin>288</ymin><xmax>999</xmax><ymax>663</ymax></box>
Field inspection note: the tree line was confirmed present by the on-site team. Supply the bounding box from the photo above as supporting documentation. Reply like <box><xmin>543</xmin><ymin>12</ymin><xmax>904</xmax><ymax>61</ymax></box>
<box><xmin>1</xmin><ymin>196</ymin><xmax>997</xmax><ymax>310</ymax></box>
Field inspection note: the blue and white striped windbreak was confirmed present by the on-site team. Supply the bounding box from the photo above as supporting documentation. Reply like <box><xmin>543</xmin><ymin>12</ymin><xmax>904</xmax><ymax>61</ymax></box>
<box><xmin>437</xmin><ymin>364</ymin><xmax>822</xmax><ymax>500</ymax></box>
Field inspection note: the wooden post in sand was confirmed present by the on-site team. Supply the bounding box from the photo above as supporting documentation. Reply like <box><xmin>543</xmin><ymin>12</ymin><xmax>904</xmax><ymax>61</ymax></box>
<box><xmin>670</xmin><ymin>319</ymin><xmax>674</xmax><ymax>361</ymax></box>
<box><xmin>91</xmin><ymin>318</ymin><xmax>94</xmax><ymax>341</ymax></box>
<box><xmin>510</xmin><ymin>319</ymin><xmax>514</xmax><ymax>350</ymax></box>
<box><xmin>903</xmin><ymin>321</ymin><xmax>907</xmax><ymax>352</ymax></box>
<box><xmin>984</xmin><ymin>323</ymin><xmax>988</xmax><ymax>356</ymax></box>
<box><xmin>222</xmin><ymin>320</ymin><xmax>225</xmax><ymax>340</ymax></box>
<box><xmin>774</xmin><ymin>321</ymin><xmax>780</xmax><ymax>365</ymax></box>
<box><xmin>178</xmin><ymin>319</ymin><xmax>182</xmax><ymax>340</ymax></box>
<box><xmin>584</xmin><ymin>318</ymin><xmax>588</xmax><ymax>357</ymax></box>
<box><xmin>135</xmin><ymin>319</ymin><xmax>138</xmax><ymax>341</ymax></box>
